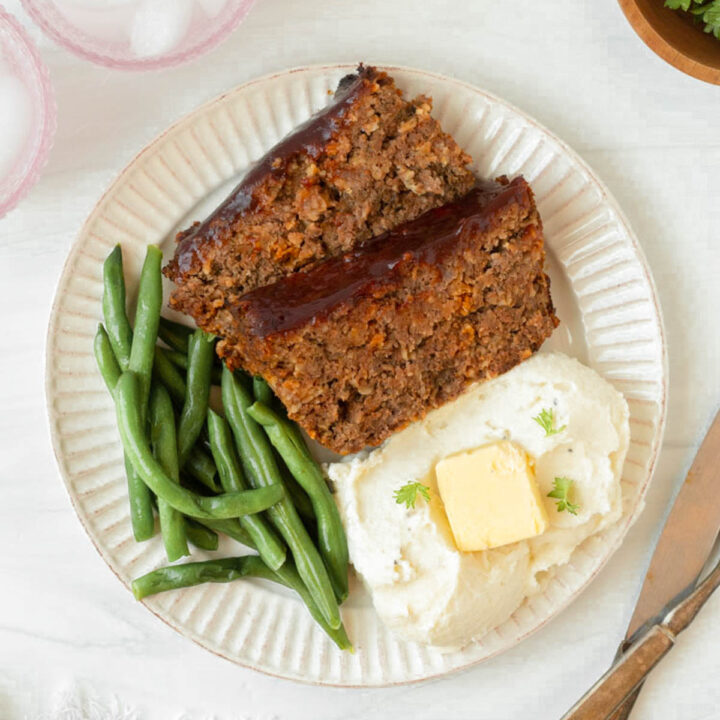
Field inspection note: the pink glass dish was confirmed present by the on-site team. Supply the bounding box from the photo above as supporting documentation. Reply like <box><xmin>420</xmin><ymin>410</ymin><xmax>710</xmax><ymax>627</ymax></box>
<box><xmin>0</xmin><ymin>7</ymin><xmax>56</xmax><ymax>218</ymax></box>
<box><xmin>20</xmin><ymin>0</ymin><xmax>256</xmax><ymax>71</ymax></box>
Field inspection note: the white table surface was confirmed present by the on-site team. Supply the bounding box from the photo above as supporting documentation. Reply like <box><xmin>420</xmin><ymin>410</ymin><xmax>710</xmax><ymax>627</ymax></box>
<box><xmin>1</xmin><ymin>1</ymin><xmax>719</xmax><ymax>718</ymax></box>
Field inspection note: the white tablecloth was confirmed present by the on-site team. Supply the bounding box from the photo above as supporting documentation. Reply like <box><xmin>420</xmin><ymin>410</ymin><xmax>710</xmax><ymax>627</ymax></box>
<box><xmin>1</xmin><ymin>1</ymin><xmax>719</xmax><ymax>718</ymax></box>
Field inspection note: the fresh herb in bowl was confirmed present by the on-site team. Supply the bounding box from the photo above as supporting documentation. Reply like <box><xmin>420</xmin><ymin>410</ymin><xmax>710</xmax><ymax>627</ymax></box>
<box><xmin>665</xmin><ymin>0</ymin><xmax>720</xmax><ymax>39</ymax></box>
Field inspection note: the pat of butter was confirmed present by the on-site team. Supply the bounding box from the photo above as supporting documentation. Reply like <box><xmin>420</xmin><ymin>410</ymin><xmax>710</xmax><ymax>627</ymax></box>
<box><xmin>436</xmin><ymin>441</ymin><xmax>549</xmax><ymax>552</ymax></box>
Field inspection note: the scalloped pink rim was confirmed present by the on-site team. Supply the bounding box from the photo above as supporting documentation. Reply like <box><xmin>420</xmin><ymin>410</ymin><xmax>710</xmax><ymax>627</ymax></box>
<box><xmin>20</xmin><ymin>0</ymin><xmax>256</xmax><ymax>71</ymax></box>
<box><xmin>44</xmin><ymin>62</ymin><xmax>668</xmax><ymax>687</ymax></box>
<box><xmin>0</xmin><ymin>7</ymin><xmax>56</xmax><ymax>218</ymax></box>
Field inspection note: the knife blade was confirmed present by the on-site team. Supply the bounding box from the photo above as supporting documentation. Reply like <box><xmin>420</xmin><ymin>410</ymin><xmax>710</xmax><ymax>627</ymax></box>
<box><xmin>608</xmin><ymin>407</ymin><xmax>720</xmax><ymax>719</ymax></box>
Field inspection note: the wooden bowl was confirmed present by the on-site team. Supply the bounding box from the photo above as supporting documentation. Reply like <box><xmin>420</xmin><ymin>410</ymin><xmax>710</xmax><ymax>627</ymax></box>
<box><xmin>618</xmin><ymin>0</ymin><xmax>720</xmax><ymax>84</ymax></box>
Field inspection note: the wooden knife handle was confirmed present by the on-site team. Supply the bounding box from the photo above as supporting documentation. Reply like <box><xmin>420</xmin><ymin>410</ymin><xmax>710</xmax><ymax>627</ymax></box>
<box><xmin>560</xmin><ymin>626</ymin><xmax>675</xmax><ymax>720</ymax></box>
<box><xmin>606</xmin><ymin>684</ymin><xmax>642</xmax><ymax>720</ymax></box>
<box><xmin>606</xmin><ymin>639</ymin><xmax>644</xmax><ymax>720</ymax></box>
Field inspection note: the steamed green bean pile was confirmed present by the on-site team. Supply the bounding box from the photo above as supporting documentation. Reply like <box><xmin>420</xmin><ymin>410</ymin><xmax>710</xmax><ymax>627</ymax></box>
<box><xmin>95</xmin><ymin>244</ymin><xmax>351</xmax><ymax>650</ymax></box>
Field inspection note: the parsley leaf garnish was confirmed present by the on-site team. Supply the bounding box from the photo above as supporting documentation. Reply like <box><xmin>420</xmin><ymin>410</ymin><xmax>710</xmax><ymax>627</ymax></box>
<box><xmin>394</xmin><ymin>481</ymin><xmax>431</xmax><ymax>509</ymax></box>
<box><xmin>547</xmin><ymin>477</ymin><xmax>580</xmax><ymax>515</ymax></box>
<box><xmin>665</xmin><ymin>0</ymin><xmax>693</xmax><ymax>10</ymax></box>
<box><xmin>665</xmin><ymin>0</ymin><xmax>720</xmax><ymax>39</ymax></box>
<box><xmin>532</xmin><ymin>407</ymin><xmax>566</xmax><ymax>437</ymax></box>
<box><xmin>695</xmin><ymin>1</ymin><xmax>720</xmax><ymax>38</ymax></box>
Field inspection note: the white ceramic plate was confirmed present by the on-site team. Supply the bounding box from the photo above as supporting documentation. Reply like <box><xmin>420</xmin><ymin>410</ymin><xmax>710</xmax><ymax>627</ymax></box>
<box><xmin>45</xmin><ymin>64</ymin><xmax>667</xmax><ymax>686</ymax></box>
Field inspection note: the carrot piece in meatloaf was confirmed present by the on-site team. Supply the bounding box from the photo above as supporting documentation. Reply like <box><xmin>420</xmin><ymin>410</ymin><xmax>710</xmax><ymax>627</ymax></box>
<box><xmin>163</xmin><ymin>64</ymin><xmax>476</xmax><ymax>364</ymax></box>
<box><xmin>231</xmin><ymin>177</ymin><xmax>559</xmax><ymax>455</ymax></box>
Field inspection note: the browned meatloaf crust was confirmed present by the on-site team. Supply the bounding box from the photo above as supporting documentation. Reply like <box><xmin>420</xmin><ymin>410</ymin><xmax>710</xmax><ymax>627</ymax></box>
<box><xmin>232</xmin><ymin>176</ymin><xmax>559</xmax><ymax>455</ymax></box>
<box><xmin>163</xmin><ymin>64</ymin><xmax>475</xmax><ymax>365</ymax></box>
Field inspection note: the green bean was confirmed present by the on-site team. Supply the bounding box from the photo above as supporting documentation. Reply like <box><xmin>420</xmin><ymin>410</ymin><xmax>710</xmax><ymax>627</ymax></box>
<box><xmin>164</xmin><ymin>349</ymin><xmax>188</xmax><ymax>370</ymax></box>
<box><xmin>150</xmin><ymin>385</ymin><xmax>189</xmax><ymax>562</ymax></box>
<box><xmin>132</xmin><ymin>557</ymin><xmax>246</xmax><ymax>598</ymax></box>
<box><xmin>128</xmin><ymin>245</ymin><xmax>163</xmax><ymax>417</ymax></box>
<box><xmin>153</xmin><ymin>345</ymin><xmax>221</xmax><ymax>492</ymax></box>
<box><xmin>131</xmin><ymin>556</ymin><xmax>352</xmax><ymax>651</ymax></box>
<box><xmin>186</xmin><ymin>446</ymin><xmax>221</xmax><ymax>493</ymax></box>
<box><xmin>102</xmin><ymin>245</ymin><xmax>133</xmax><ymax>371</ymax></box>
<box><xmin>122</xmin><ymin>457</ymin><xmax>155</xmax><ymax>540</ymax></box>
<box><xmin>199</xmin><ymin>518</ymin><xmax>254</xmax><ymax>548</ymax></box>
<box><xmin>94</xmin><ymin>324</ymin><xmax>121</xmax><ymax>389</ymax></box>
<box><xmin>283</xmin><ymin>469</ymin><xmax>316</xmax><ymax>524</ymax></box>
<box><xmin>152</xmin><ymin>347</ymin><xmax>222</xmax><ymax>492</ymax></box>
<box><xmin>158</xmin><ymin>317</ymin><xmax>222</xmax><ymax>369</ymax></box>
<box><xmin>166</xmin><ymin>350</ymin><xmax>222</xmax><ymax>386</ymax></box>
<box><xmin>94</xmin><ymin>323</ymin><xmax>155</xmax><ymax>541</ymax></box>
<box><xmin>152</xmin><ymin>353</ymin><xmax>220</xmax><ymax>491</ymax></box>
<box><xmin>250</xmin><ymin>377</ymin><xmax>315</xmax><ymax>523</ymax></box>
<box><xmin>153</xmin><ymin>347</ymin><xmax>186</xmax><ymax>405</ymax></box>
<box><xmin>221</xmin><ymin>368</ymin><xmax>340</xmax><ymax>629</ymax></box>
<box><xmin>157</xmin><ymin>316</ymin><xmax>193</xmax><ymax>354</ymax></box>
<box><xmin>177</xmin><ymin>330</ymin><xmax>214</xmax><ymax>467</ymax></box>
<box><xmin>248</xmin><ymin>401</ymin><xmax>349</xmax><ymax>603</ymax></box>
<box><xmin>127</xmin><ymin>246</ymin><xmax>164</xmax><ymax>537</ymax></box>
<box><xmin>271</xmin><ymin>561</ymin><xmax>352</xmax><ymax>651</ymax></box>
<box><xmin>207</xmin><ymin>410</ymin><xmax>286</xmax><ymax>571</ymax></box>
<box><xmin>164</xmin><ymin>338</ymin><xmax>222</xmax><ymax>388</ymax></box>
<box><xmin>184</xmin><ymin>519</ymin><xmax>219</xmax><ymax>551</ymax></box>
<box><xmin>252</xmin><ymin>376</ymin><xmax>307</xmax><ymax>456</ymax></box>
<box><xmin>252</xmin><ymin>376</ymin><xmax>274</xmax><ymax>406</ymax></box>
<box><xmin>99</xmin><ymin>252</ymin><xmax>156</xmax><ymax>541</ymax></box>
<box><xmin>115</xmin><ymin>371</ymin><xmax>283</xmax><ymax>519</ymax></box>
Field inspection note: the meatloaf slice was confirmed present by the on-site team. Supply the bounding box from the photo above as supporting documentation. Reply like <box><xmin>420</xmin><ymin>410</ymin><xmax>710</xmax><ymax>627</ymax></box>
<box><xmin>231</xmin><ymin>176</ymin><xmax>559</xmax><ymax>455</ymax></box>
<box><xmin>164</xmin><ymin>65</ymin><xmax>476</xmax><ymax>358</ymax></box>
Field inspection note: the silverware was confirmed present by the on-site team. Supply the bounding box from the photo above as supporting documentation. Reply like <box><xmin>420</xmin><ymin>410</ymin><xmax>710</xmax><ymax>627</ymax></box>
<box><xmin>561</xmin><ymin>408</ymin><xmax>720</xmax><ymax>720</ymax></box>
<box><xmin>560</xmin><ymin>548</ymin><xmax>720</xmax><ymax>720</ymax></box>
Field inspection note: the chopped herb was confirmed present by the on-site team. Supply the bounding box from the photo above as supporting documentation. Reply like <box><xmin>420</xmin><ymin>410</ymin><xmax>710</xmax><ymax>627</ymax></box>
<box><xmin>665</xmin><ymin>0</ymin><xmax>720</xmax><ymax>39</ymax></box>
<box><xmin>547</xmin><ymin>477</ymin><xmax>580</xmax><ymax>515</ymax></box>
<box><xmin>394</xmin><ymin>481</ymin><xmax>431</xmax><ymax>509</ymax></box>
<box><xmin>665</xmin><ymin>0</ymin><xmax>693</xmax><ymax>10</ymax></box>
<box><xmin>532</xmin><ymin>407</ymin><xmax>566</xmax><ymax>437</ymax></box>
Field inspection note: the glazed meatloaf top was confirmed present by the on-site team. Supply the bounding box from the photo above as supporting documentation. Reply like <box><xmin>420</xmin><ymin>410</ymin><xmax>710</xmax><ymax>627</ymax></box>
<box><xmin>163</xmin><ymin>64</ymin><xmax>475</xmax><ymax>365</ymax></box>
<box><xmin>233</xmin><ymin>177</ymin><xmax>559</xmax><ymax>454</ymax></box>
